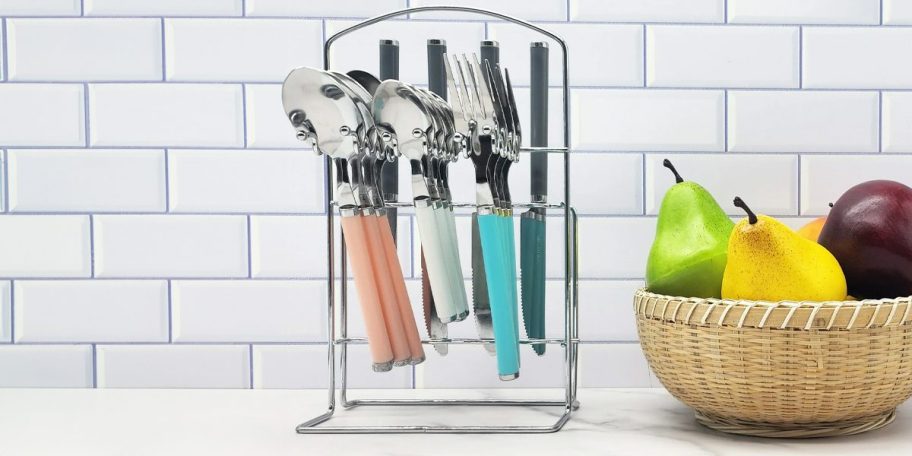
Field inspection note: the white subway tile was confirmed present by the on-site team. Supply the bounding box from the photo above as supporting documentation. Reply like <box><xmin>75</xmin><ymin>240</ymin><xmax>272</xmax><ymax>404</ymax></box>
<box><xmin>252</xmin><ymin>344</ymin><xmax>412</xmax><ymax>389</ymax></box>
<box><xmin>245</xmin><ymin>84</ymin><xmax>304</xmax><ymax>148</ymax></box>
<box><xmin>800</xmin><ymin>155</ymin><xmax>912</xmax><ymax>215</ymax></box>
<box><xmin>165</xmin><ymin>19</ymin><xmax>321</xmax><ymax>82</ymax></box>
<box><xmin>728</xmin><ymin>0</ymin><xmax>880</xmax><ymax>24</ymax></box>
<box><xmin>570</xmin><ymin>153</ymin><xmax>643</xmax><ymax>215</ymax></box>
<box><xmin>7</xmin><ymin>19</ymin><xmax>162</xmax><ymax>81</ymax></box>
<box><xmin>251</xmin><ymin>216</ymin><xmax>326</xmax><ymax>278</ymax></box>
<box><xmin>89</xmin><ymin>84</ymin><xmax>243</xmax><ymax>147</ymax></box>
<box><xmin>168</xmin><ymin>149</ymin><xmax>322</xmax><ymax>213</ymax></box>
<box><xmin>7</xmin><ymin>149</ymin><xmax>165</xmax><ymax>212</ymax></box>
<box><xmin>0</xmin><ymin>216</ymin><xmax>90</xmax><ymax>277</ymax></box>
<box><xmin>884</xmin><ymin>0</ymin><xmax>912</xmax><ymax>24</ymax></box>
<box><xmin>253</xmin><ymin>344</ymin><xmax>324</xmax><ymax>389</ymax></box>
<box><xmin>579</xmin><ymin>280</ymin><xmax>643</xmax><ymax>341</ymax></box>
<box><xmin>0</xmin><ymin>84</ymin><xmax>85</xmax><ymax>147</ymax></box>
<box><xmin>579</xmin><ymin>343</ymin><xmax>652</xmax><ymax>387</ymax></box>
<box><xmin>804</xmin><ymin>28</ymin><xmax>912</xmax><ymax>89</ymax></box>
<box><xmin>578</xmin><ymin>217</ymin><xmax>655</xmax><ymax>279</ymax></box>
<box><xmin>0</xmin><ymin>282</ymin><xmax>10</xmax><ymax>342</ymax></box>
<box><xmin>883</xmin><ymin>92</ymin><xmax>912</xmax><ymax>153</ymax></box>
<box><xmin>96</xmin><ymin>345</ymin><xmax>250</xmax><ymax>388</ymax></box>
<box><xmin>506</xmin><ymin>86</ymin><xmax>569</xmax><ymax>149</ymax></box>
<box><xmin>94</xmin><ymin>215</ymin><xmax>248</xmax><ymax>278</ymax></box>
<box><xmin>645</xmin><ymin>154</ymin><xmax>798</xmax><ymax>216</ymax></box>
<box><xmin>0</xmin><ymin>345</ymin><xmax>93</xmax><ymax>387</ymax></box>
<box><xmin>409</xmin><ymin>0</ymin><xmax>566</xmax><ymax>21</ymax></box>
<box><xmin>172</xmin><ymin>280</ymin><xmax>324</xmax><ymax>342</ymax></box>
<box><xmin>0</xmin><ymin>0</ymin><xmax>81</xmax><ymax>16</ymax></box>
<box><xmin>14</xmin><ymin>280</ymin><xmax>168</xmax><ymax>343</ymax></box>
<box><xmin>570</xmin><ymin>0</ymin><xmax>724</xmax><ymax>23</ymax></box>
<box><xmin>728</xmin><ymin>91</ymin><xmax>879</xmax><ymax>152</ymax></box>
<box><xmin>647</xmin><ymin>25</ymin><xmax>799</xmax><ymax>88</ymax></box>
<box><xmin>572</xmin><ymin>89</ymin><xmax>724</xmax><ymax>151</ymax></box>
<box><xmin>245</xmin><ymin>0</ymin><xmax>405</xmax><ymax>17</ymax></box>
<box><xmin>415</xmin><ymin>344</ymin><xmax>563</xmax><ymax>388</ymax></box>
<box><xmin>487</xmin><ymin>23</ymin><xmax>643</xmax><ymax>87</ymax></box>
<box><xmin>85</xmin><ymin>0</ymin><xmax>242</xmax><ymax>16</ymax></box>
<box><xmin>325</xmin><ymin>20</ymin><xmax>485</xmax><ymax>86</ymax></box>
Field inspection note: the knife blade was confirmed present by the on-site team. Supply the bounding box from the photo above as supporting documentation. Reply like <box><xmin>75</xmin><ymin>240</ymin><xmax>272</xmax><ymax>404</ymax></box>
<box><xmin>472</xmin><ymin>212</ymin><xmax>495</xmax><ymax>353</ymax></box>
<box><xmin>524</xmin><ymin>42</ymin><xmax>548</xmax><ymax>355</ymax></box>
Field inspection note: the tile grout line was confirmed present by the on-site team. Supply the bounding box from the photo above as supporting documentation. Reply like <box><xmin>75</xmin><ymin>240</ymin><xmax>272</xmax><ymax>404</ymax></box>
<box><xmin>640</xmin><ymin>153</ymin><xmax>646</xmax><ymax>215</ymax></box>
<box><xmin>163</xmin><ymin>148</ymin><xmax>171</xmax><ymax>211</ymax></box>
<box><xmin>92</xmin><ymin>344</ymin><xmax>97</xmax><ymax>388</ymax></box>
<box><xmin>641</xmin><ymin>24</ymin><xmax>647</xmax><ymax>87</ymax></box>
<box><xmin>89</xmin><ymin>215</ymin><xmax>95</xmax><ymax>277</ymax></box>
<box><xmin>241</xmin><ymin>84</ymin><xmax>249</xmax><ymax>148</ymax></box>
<box><xmin>246</xmin><ymin>215</ymin><xmax>253</xmax><ymax>278</ymax></box>
<box><xmin>2</xmin><ymin>149</ymin><xmax>9</xmax><ymax>213</ymax></box>
<box><xmin>565</xmin><ymin>0</ymin><xmax>570</xmax><ymax>22</ymax></box>
<box><xmin>248</xmin><ymin>344</ymin><xmax>254</xmax><ymax>389</ymax></box>
<box><xmin>798</xmin><ymin>26</ymin><xmax>803</xmax><ymax>89</ymax></box>
<box><xmin>723</xmin><ymin>90</ymin><xmax>728</xmax><ymax>151</ymax></box>
<box><xmin>878</xmin><ymin>91</ymin><xmax>884</xmax><ymax>153</ymax></box>
<box><xmin>880</xmin><ymin>0</ymin><xmax>884</xmax><ymax>25</ymax></box>
<box><xmin>9</xmin><ymin>281</ymin><xmax>14</xmax><ymax>343</ymax></box>
<box><xmin>1</xmin><ymin>19</ymin><xmax>8</xmax><ymax>81</ymax></box>
<box><xmin>83</xmin><ymin>83</ymin><xmax>91</xmax><ymax>147</ymax></box>
<box><xmin>796</xmin><ymin>154</ymin><xmax>802</xmax><ymax>215</ymax></box>
<box><xmin>167</xmin><ymin>280</ymin><xmax>173</xmax><ymax>343</ymax></box>
<box><xmin>160</xmin><ymin>18</ymin><xmax>166</xmax><ymax>81</ymax></box>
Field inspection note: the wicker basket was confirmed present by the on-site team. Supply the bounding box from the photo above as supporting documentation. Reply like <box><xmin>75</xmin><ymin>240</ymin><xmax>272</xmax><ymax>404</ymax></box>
<box><xmin>634</xmin><ymin>288</ymin><xmax>912</xmax><ymax>438</ymax></box>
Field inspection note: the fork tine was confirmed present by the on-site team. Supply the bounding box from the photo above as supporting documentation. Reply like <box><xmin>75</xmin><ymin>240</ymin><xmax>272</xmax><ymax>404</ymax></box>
<box><xmin>460</xmin><ymin>54</ymin><xmax>484</xmax><ymax>120</ymax></box>
<box><xmin>444</xmin><ymin>54</ymin><xmax>470</xmax><ymax>125</ymax></box>
<box><xmin>472</xmin><ymin>54</ymin><xmax>494</xmax><ymax>120</ymax></box>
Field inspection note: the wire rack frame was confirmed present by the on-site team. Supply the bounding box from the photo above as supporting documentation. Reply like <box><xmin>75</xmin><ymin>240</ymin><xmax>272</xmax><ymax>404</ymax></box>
<box><xmin>296</xmin><ymin>6</ymin><xmax>580</xmax><ymax>434</ymax></box>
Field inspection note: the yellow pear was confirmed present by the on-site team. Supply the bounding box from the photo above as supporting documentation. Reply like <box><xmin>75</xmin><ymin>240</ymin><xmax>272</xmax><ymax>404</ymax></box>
<box><xmin>722</xmin><ymin>197</ymin><xmax>847</xmax><ymax>302</ymax></box>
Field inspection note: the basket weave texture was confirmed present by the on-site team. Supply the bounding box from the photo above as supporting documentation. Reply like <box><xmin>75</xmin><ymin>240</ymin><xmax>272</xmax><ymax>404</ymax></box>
<box><xmin>634</xmin><ymin>288</ymin><xmax>912</xmax><ymax>438</ymax></box>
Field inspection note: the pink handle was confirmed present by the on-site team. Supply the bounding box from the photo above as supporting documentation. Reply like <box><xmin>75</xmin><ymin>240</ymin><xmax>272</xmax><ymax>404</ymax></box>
<box><xmin>376</xmin><ymin>215</ymin><xmax>426</xmax><ymax>364</ymax></box>
<box><xmin>364</xmin><ymin>214</ymin><xmax>412</xmax><ymax>366</ymax></box>
<box><xmin>340</xmin><ymin>215</ymin><xmax>394</xmax><ymax>371</ymax></box>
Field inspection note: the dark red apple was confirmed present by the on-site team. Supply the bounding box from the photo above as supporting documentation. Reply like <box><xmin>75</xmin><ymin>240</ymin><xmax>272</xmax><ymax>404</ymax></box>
<box><xmin>818</xmin><ymin>180</ymin><xmax>912</xmax><ymax>299</ymax></box>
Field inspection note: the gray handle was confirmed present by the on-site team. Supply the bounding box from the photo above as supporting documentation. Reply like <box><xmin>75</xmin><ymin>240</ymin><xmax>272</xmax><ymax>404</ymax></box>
<box><xmin>480</xmin><ymin>40</ymin><xmax>500</xmax><ymax>89</ymax></box>
<box><xmin>427</xmin><ymin>39</ymin><xmax>447</xmax><ymax>101</ymax></box>
<box><xmin>379</xmin><ymin>39</ymin><xmax>400</xmax><ymax>238</ymax></box>
<box><xmin>530</xmin><ymin>42</ymin><xmax>548</xmax><ymax>200</ymax></box>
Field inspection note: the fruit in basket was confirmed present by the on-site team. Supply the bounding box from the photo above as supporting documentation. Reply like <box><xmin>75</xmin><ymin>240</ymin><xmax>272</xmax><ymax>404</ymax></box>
<box><xmin>722</xmin><ymin>197</ymin><xmax>847</xmax><ymax>302</ymax></box>
<box><xmin>818</xmin><ymin>180</ymin><xmax>912</xmax><ymax>299</ymax></box>
<box><xmin>646</xmin><ymin>159</ymin><xmax>734</xmax><ymax>298</ymax></box>
<box><xmin>796</xmin><ymin>207</ymin><xmax>832</xmax><ymax>243</ymax></box>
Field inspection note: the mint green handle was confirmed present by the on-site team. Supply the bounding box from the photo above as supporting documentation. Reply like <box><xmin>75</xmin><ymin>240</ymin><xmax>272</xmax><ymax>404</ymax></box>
<box><xmin>478</xmin><ymin>213</ymin><xmax>520</xmax><ymax>379</ymax></box>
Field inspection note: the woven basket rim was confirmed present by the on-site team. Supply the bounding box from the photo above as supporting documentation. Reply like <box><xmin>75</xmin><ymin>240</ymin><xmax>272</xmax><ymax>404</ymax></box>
<box><xmin>635</xmin><ymin>288</ymin><xmax>912</xmax><ymax>330</ymax></box>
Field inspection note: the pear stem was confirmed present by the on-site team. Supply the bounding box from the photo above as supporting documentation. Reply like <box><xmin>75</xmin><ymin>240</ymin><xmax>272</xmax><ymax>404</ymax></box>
<box><xmin>663</xmin><ymin>159</ymin><xmax>684</xmax><ymax>184</ymax></box>
<box><xmin>733</xmin><ymin>196</ymin><xmax>758</xmax><ymax>224</ymax></box>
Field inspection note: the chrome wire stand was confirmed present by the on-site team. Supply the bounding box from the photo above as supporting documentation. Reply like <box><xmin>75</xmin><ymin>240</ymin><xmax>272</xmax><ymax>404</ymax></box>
<box><xmin>298</xmin><ymin>6</ymin><xmax>579</xmax><ymax>434</ymax></box>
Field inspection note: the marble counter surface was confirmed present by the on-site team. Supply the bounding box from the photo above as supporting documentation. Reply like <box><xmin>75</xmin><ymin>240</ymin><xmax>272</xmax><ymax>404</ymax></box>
<box><xmin>0</xmin><ymin>388</ymin><xmax>909</xmax><ymax>455</ymax></box>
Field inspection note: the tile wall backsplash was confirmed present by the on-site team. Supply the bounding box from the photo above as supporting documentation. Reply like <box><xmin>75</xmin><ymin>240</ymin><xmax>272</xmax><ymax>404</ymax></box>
<box><xmin>0</xmin><ymin>0</ymin><xmax>909</xmax><ymax>389</ymax></box>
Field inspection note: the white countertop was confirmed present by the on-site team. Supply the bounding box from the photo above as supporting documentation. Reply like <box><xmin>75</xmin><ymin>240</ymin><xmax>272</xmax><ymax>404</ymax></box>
<box><xmin>1</xmin><ymin>388</ymin><xmax>910</xmax><ymax>455</ymax></box>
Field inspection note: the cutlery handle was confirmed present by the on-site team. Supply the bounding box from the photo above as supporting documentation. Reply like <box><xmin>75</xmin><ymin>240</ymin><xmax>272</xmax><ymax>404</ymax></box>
<box><xmin>340</xmin><ymin>215</ymin><xmax>394</xmax><ymax>372</ymax></box>
<box><xmin>363</xmin><ymin>214</ymin><xmax>412</xmax><ymax>366</ymax></box>
<box><xmin>503</xmin><ymin>215</ymin><xmax>521</xmax><ymax>362</ymax></box>
<box><xmin>478</xmin><ymin>213</ymin><xmax>520</xmax><ymax>380</ymax></box>
<box><xmin>415</xmin><ymin>201</ymin><xmax>462</xmax><ymax>323</ymax></box>
<box><xmin>530</xmin><ymin>42</ymin><xmax>548</xmax><ymax>200</ymax></box>
<box><xmin>374</xmin><ymin>214</ymin><xmax>426</xmax><ymax>364</ymax></box>
<box><xmin>439</xmin><ymin>205</ymin><xmax>469</xmax><ymax>317</ymax></box>
<box><xmin>379</xmin><ymin>39</ymin><xmax>399</xmax><ymax>237</ymax></box>
<box><xmin>522</xmin><ymin>215</ymin><xmax>547</xmax><ymax>353</ymax></box>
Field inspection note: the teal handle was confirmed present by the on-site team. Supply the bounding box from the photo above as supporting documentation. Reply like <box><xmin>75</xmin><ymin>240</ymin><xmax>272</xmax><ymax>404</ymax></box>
<box><xmin>502</xmin><ymin>215</ymin><xmax>520</xmax><ymax>362</ymax></box>
<box><xmin>478</xmin><ymin>213</ymin><xmax>520</xmax><ymax>379</ymax></box>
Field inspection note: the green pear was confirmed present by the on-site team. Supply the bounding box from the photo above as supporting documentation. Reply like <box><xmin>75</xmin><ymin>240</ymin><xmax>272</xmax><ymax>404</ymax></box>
<box><xmin>646</xmin><ymin>159</ymin><xmax>734</xmax><ymax>298</ymax></box>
